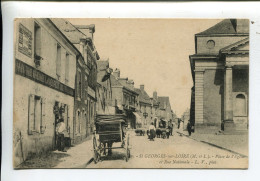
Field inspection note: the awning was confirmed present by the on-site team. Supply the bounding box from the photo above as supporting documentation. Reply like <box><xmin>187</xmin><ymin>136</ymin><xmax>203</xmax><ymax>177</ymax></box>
<box><xmin>133</xmin><ymin>112</ymin><xmax>142</xmax><ymax>124</ymax></box>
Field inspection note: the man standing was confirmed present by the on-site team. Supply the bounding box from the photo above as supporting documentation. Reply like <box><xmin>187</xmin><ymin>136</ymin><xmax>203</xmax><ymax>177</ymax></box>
<box><xmin>187</xmin><ymin>120</ymin><xmax>192</xmax><ymax>136</ymax></box>
<box><xmin>56</xmin><ymin>118</ymin><xmax>68</xmax><ymax>152</ymax></box>
<box><xmin>168</xmin><ymin>119</ymin><xmax>173</xmax><ymax>136</ymax></box>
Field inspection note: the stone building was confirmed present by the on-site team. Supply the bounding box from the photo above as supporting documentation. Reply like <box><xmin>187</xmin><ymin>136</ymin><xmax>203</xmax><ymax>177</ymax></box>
<box><xmin>151</xmin><ymin>91</ymin><xmax>160</xmax><ymax>127</ymax></box>
<box><xmin>13</xmin><ymin>19</ymin><xmax>78</xmax><ymax>166</ymax></box>
<box><xmin>110</xmin><ymin>69</ymin><xmax>139</xmax><ymax>128</ymax></box>
<box><xmin>52</xmin><ymin>19</ymin><xmax>99</xmax><ymax>142</ymax></box>
<box><xmin>134</xmin><ymin>85</ymin><xmax>153</xmax><ymax>128</ymax></box>
<box><xmin>189</xmin><ymin>19</ymin><xmax>249</xmax><ymax>132</ymax></box>
<box><xmin>157</xmin><ymin>96</ymin><xmax>173</xmax><ymax>125</ymax></box>
<box><xmin>96</xmin><ymin>60</ymin><xmax>114</xmax><ymax>115</ymax></box>
<box><xmin>181</xmin><ymin>108</ymin><xmax>190</xmax><ymax>131</ymax></box>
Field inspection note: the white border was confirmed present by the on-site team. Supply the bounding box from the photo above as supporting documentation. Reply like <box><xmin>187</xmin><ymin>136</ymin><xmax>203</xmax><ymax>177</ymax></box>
<box><xmin>2</xmin><ymin>2</ymin><xmax>260</xmax><ymax>181</ymax></box>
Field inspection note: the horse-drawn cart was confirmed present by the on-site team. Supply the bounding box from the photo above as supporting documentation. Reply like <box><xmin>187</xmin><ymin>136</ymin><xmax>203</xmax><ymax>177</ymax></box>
<box><xmin>93</xmin><ymin>114</ymin><xmax>130</xmax><ymax>163</ymax></box>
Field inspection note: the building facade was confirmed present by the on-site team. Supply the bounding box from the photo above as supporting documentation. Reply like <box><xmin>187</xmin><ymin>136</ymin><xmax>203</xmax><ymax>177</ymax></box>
<box><xmin>111</xmin><ymin>69</ymin><xmax>139</xmax><ymax>128</ymax></box>
<box><xmin>157</xmin><ymin>96</ymin><xmax>173</xmax><ymax>125</ymax></box>
<box><xmin>181</xmin><ymin>108</ymin><xmax>190</xmax><ymax>131</ymax></box>
<box><xmin>189</xmin><ymin>19</ymin><xmax>249</xmax><ymax>132</ymax></box>
<box><xmin>135</xmin><ymin>85</ymin><xmax>153</xmax><ymax>128</ymax></box>
<box><xmin>52</xmin><ymin>19</ymin><xmax>99</xmax><ymax>142</ymax></box>
<box><xmin>96</xmin><ymin>60</ymin><xmax>114</xmax><ymax>115</ymax></box>
<box><xmin>13</xmin><ymin>19</ymin><xmax>78</xmax><ymax>166</ymax></box>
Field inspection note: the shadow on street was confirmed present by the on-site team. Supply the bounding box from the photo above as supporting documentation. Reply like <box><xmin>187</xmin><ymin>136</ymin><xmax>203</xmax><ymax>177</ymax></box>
<box><xmin>16</xmin><ymin>152</ymin><xmax>70</xmax><ymax>169</ymax></box>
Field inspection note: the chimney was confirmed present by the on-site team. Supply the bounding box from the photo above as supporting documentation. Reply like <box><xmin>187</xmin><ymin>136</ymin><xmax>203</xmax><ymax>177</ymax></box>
<box><xmin>153</xmin><ymin>91</ymin><xmax>157</xmax><ymax>100</ymax></box>
<box><xmin>113</xmin><ymin>68</ymin><xmax>120</xmax><ymax>78</ymax></box>
<box><xmin>75</xmin><ymin>24</ymin><xmax>95</xmax><ymax>40</ymax></box>
<box><xmin>118</xmin><ymin>77</ymin><xmax>128</xmax><ymax>84</ymax></box>
<box><xmin>127</xmin><ymin>80</ymin><xmax>134</xmax><ymax>88</ymax></box>
<box><xmin>140</xmin><ymin>85</ymin><xmax>144</xmax><ymax>91</ymax></box>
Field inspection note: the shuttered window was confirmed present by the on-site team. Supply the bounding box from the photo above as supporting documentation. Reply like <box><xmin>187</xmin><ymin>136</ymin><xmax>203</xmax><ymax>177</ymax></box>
<box><xmin>28</xmin><ymin>95</ymin><xmax>46</xmax><ymax>135</ymax></box>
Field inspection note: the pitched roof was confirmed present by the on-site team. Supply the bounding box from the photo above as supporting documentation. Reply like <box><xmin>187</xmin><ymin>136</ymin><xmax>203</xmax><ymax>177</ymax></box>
<box><xmin>153</xmin><ymin>98</ymin><xmax>160</xmax><ymax>106</ymax></box>
<box><xmin>110</xmin><ymin>75</ymin><xmax>122</xmax><ymax>87</ymax></box>
<box><xmin>158</xmin><ymin>96</ymin><xmax>170</xmax><ymax>110</ymax></box>
<box><xmin>135</xmin><ymin>88</ymin><xmax>151</xmax><ymax>105</ymax></box>
<box><xmin>97</xmin><ymin>61</ymin><xmax>109</xmax><ymax>86</ymax></box>
<box><xmin>51</xmin><ymin>18</ymin><xmax>87</xmax><ymax>44</ymax></box>
<box><xmin>97</xmin><ymin>60</ymin><xmax>109</xmax><ymax>71</ymax></box>
<box><xmin>196</xmin><ymin>19</ymin><xmax>249</xmax><ymax>36</ymax></box>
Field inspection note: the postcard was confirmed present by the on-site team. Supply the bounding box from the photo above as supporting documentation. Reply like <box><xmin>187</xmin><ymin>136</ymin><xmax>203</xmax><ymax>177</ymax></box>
<box><xmin>13</xmin><ymin>18</ymin><xmax>249</xmax><ymax>169</ymax></box>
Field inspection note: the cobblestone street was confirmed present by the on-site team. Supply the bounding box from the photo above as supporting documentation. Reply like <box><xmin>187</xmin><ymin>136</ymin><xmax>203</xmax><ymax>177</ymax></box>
<box><xmin>87</xmin><ymin>130</ymin><xmax>248</xmax><ymax>168</ymax></box>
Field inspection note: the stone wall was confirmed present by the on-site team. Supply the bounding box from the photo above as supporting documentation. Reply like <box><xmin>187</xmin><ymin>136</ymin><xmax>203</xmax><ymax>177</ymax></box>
<box><xmin>203</xmin><ymin>69</ymin><xmax>224</xmax><ymax>126</ymax></box>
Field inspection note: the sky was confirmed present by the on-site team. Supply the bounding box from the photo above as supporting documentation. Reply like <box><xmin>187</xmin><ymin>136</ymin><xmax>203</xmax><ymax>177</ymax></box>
<box><xmin>68</xmin><ymin>18</ymin><xmax>222</xmax><ymax>117</ymax></box>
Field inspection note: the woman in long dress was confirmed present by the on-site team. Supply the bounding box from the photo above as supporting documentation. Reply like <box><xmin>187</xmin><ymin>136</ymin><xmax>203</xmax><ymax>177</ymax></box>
<box><xmin>148</xmin><ymin>122</ymin><xmax>156</xmax><ymax>141</ymax></box>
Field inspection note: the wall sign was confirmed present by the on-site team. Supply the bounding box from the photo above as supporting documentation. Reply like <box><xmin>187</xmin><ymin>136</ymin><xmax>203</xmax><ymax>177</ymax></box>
<box><xmin>18</xmin><ymin>23</ymin><xmax>32</xmax><ymax>58</ymax></box>
<box><xmin>15</xmin><ymin>59</ymin><xmax>74</xmax><ymax>97</ymax></box>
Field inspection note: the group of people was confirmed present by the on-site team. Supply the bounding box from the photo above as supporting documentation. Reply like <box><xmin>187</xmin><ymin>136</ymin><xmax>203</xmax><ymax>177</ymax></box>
<box><xmin>147</xmin><ymin>120</ymin><xmax>174</xmax><ymax>141</ymax></box>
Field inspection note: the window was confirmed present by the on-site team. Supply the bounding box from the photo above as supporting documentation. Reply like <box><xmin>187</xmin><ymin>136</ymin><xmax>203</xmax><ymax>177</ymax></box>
<box><xmin>34</xmin><ymin>23</ymin><xmax>41</xmax><ymax>57</ymax></box>
<box><xmin>65</xmin><ymin>53</ymin><xmax>70</xmax><ymax>84</ymax></box>
<box><xmin>34</xmin><ymin>23</ymin><xmax>42</xmax><ymax>67</ymax></box>
<box><xmin>77</xmin><ymin>70</ymin><xmax>82</xmax><ymax>98</ymax></box>
<box><xmin>56</xmin><ymin>44</ymin><xmax>61</xmax><ymax>79</ymax></box>
<box><xmin>63</xmin><ymin>104</ymin><xmax>70</xmax><ymax>131</ymax></box>
<box><xmin>77</xmin><ymin>111</ymin><xmax>81</xmax><ymax>133</ymax></box>
<box><xmin>85</xmin><ymin>75</ymin><xmax>88</xmax><ymax>98</ymax></box>
<box><xmin>28</xmin><ymin>95</ymin><xmax>46</xmax><ymax>135</ymax></box>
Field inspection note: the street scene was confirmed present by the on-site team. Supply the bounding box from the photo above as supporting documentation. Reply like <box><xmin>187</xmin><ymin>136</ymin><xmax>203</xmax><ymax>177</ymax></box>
<box><xmin>13</xmin><ymin>18</ymin><xmax>249</xmax><ymax>169</ymax></box>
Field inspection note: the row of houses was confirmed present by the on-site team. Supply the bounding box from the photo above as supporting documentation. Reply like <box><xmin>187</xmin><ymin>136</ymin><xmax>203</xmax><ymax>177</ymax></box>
<box><xmin>109</xmin><ymin>68</ymin><xmax>175</xmax><ymax>129</ymax></box>
<box><xmin>13</xmin><ymin>18</ymin><xmax>175</xmax><ymax>167</ymax></box>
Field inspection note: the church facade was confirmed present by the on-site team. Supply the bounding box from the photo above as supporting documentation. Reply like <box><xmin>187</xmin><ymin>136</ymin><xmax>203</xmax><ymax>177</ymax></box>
<box><xmin>190</xmin><ymin>19</ymin><xmax>249</xmax><ymax>132</ymax></box>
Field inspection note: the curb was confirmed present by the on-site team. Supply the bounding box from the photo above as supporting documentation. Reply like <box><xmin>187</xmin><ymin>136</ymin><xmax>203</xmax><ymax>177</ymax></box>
<box><xmin>176</xmin><ymin>131</ymin><xmax>248</xmax><ymax>158</ymax></box>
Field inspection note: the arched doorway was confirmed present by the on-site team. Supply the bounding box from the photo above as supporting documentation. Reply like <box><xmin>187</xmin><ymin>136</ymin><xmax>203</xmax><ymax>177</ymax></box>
<box><xmin>233</xmin><ymin>93</ymin><xmax>248</xmax><ymax>130</ymax></box>
<box><xmin>234</xmin><ymin>94</ymin><xmax>246</xmax><ymax>116</ymax></box>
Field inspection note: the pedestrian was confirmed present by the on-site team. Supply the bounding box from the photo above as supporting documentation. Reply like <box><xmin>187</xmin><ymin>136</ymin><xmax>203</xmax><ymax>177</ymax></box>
<box><xmin>187</xmin><ymin>120</ymin><xmax>192</xmax><ymax>136</ymax></box>
<box><xmin>168</xmin><ymin>119</ymin><xmax>173</xmax><ymax>136</ymax></box>
<box><xmin>166</xmin><ymin>126</ymin><xmax>170</xmax><ymax>139</ymax></box>
<box><xmin>148</xmin><ymin>122</ymin><xmax>156</xmax><ymax>141</ymax></box>
<box><xmin>56</xmin><ymin>118</ymin><xmax>69</xmax><ymax>152</ymax></box>
<box><xmin>177</xmin><ymin>118</ymin><xmax>180</xmax><ymax>129</ymax></box>
<box><xmin>221</xmin><ymin>120</ymin><xmax>225</xmax><ymax>131</ymax></box>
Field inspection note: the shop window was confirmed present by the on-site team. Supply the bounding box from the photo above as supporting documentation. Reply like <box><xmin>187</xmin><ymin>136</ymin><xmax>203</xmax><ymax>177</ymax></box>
<box><xmin>28</xmin><ymin>95</ymin><xmax>46</xmax><ymax>135</ymax></box>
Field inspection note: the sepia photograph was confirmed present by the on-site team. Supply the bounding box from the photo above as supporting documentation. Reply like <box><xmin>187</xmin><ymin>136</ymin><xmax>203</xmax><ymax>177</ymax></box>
<box><xmin>13</xmin><ymin>18</ymin><xmax>249</xmax><ymax>169</ymax></box>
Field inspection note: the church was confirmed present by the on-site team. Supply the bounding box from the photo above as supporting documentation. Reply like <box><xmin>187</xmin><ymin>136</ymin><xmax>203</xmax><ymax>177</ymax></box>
<box><xmin>189</xmin><ymin>19</ymin><xmax>249</xmax><ymax>133</ymax></box>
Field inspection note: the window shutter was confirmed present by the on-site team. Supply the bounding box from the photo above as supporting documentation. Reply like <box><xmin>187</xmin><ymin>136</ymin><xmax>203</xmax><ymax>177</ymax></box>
<box><xmin>67</xmin><ymin>105</ymin><xmax>70</xmax><ymax>132</ymax></box>
<box><xmin>40</xmin><ymin>98</ymin><xmax>46</xmax><ymax>134</ymax></box>
<box><xmin>28</xmin><ymin>94</ymin><xmax>35</xmax><ymax>135</ymax></box>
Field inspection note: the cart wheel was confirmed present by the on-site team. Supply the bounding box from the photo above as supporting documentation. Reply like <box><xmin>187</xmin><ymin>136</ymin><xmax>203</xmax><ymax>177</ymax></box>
<box><xmin>93</xmin><ymin>135</ymin><xmax>99</xmax><ymax>164</ymax></box>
